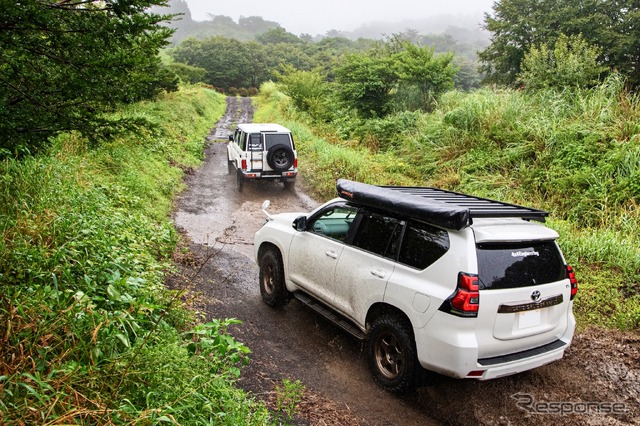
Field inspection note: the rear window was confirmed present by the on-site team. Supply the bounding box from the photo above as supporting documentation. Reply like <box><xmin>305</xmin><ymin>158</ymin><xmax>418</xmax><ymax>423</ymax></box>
<box><xmin>476</xmin><ymin>241</ymin><xmax>565</xmax><ymax>290</ymax></box>
<box><xmin>398</xmin><ymin>220</ymin><xmax>450</xmax><ymax>269</ymax></box>
<box><xmin>264</xmin><ymin>133</ymin><xmax>293</xmax><ymax>150</ymax></box>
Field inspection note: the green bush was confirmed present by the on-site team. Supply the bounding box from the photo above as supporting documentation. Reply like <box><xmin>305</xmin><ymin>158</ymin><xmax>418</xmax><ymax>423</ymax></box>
<box><xmin>0</xmin><ymin>85</ymin><xmax>274</xmax><ymax>423</ymax></box>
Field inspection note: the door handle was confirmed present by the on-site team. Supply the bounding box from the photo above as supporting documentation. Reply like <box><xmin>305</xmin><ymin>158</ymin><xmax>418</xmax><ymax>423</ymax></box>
<box><xmin>370</xmin><ymin>269</ymin><xmax>387</xmax><ymax>279</ymax></box>
<box><xmin>325</xmin><ymin>250</ymin><xmax>338</xmax><ymax>259</ymax></box>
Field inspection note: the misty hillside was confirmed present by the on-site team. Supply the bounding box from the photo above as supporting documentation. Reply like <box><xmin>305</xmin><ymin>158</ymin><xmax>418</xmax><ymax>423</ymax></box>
<box><xmin>154</xmin><ymin>0</ymin><xmax>490</xmax><ymax>50</ymax></box>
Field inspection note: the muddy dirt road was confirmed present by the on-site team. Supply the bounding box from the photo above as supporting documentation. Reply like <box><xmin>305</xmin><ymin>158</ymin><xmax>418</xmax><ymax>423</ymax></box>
<box><xmin>171</xmin><ymin>97</ymin><xmax>640</xmax><ymax>425</ymax></box>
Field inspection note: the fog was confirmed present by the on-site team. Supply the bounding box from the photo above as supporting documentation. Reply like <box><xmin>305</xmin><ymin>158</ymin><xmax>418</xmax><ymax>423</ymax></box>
<box><xmin>183</xmin><ymin>0</ymin><xmax>496</xmax><ymax>36</ymax></box>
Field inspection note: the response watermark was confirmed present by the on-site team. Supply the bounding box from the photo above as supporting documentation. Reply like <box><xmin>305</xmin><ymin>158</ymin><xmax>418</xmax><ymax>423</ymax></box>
<box><xmin>511</xmin><ymin>393</ymin><xmax>628</xmax><ymax>415</ymax></box>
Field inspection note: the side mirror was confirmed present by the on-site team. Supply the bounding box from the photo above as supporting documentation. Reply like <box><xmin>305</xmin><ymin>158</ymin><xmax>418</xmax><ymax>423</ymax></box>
<box><xmin>228</xmin><ymin>134</ymin><xmax>234</xmax><ymax>142</ymax></box>
<box><xmin>261</xmin><ymin>200</ymin><xmax>272</xmax><ymax>221</ymax></box>
<box><xmin>293</xmin><ymin>216</ymin><xmax>307</xmax><ymax>231</ymax></box>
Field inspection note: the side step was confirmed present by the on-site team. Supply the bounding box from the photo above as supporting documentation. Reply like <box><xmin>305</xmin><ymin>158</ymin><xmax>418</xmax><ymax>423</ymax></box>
<box><xmin>294</xmin><ymin>292</ymin><xmax>366</xmax><ymax>340</ymax></box>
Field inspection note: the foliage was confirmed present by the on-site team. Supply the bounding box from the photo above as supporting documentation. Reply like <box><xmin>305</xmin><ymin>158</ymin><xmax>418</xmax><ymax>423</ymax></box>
<box><xmin>170</xmin><ymin>36</ymin><xmax>261</xmax><ymax>90</ymax></box>
<box><xmin>255</xmin><ymin>77</ymin><xmax>640</xmax><ymax>331</ymax></box>
<box><xmin>274</xmin><ymin>65</ymin><xmax>332</xmax><ymax>120</ymax></box>
<box><xmin>274</xmin><ymin>379</ymin><xmax>306</xmax><ymax>422</ymax></box>
<box><xmin>298</xmin><ymin>39</ymin><xmax>460</xmax><ymax>120</ymax></box>
<box><xmin>518</xmin><ymin>34</ymin><xmax>606</xmax><ymax>91</ymax></box>
<box><xmin>168</xmin><ymin>36</ymin><xmax>316</xmax><ymax>92</ymax></box>
<box><xmin>166</xmin><ymin>26</ymin><xmax>474</xmax><ymax>96</ymax></box>
<box><xmin>166</xmin><ymin>61</ymin><xmax>208</xmax><ymax>84</ymax></box>
<box><xmin>394</xmin><ymin>42</ymin><xmax>457</xmax><ymax>111</ymax></box>
<box><xmin>334</xmin><ymin>52</ymin><xmax>398</xmax><ymax>118</ymax></box>
<box><xmin>0</xmin><ymin>86</ymin><xmax>274</xmax><ymax>423</ymax></box>
<box><xmin>153</xmin><ymin>0</ymin><xmax>283</xmax><ymax>46</ymax></box>
<box><xmin>0</xmin><ymin>0</ymin><xmax>176</xmax><ymax>156</ymax></box>
<box><xmin>479</xmin><ymin>0</ymin><xmax>640</xmax><ymax>88</ymax></box>
<box><xmin>255</xmin><ymin>27</ymin><xmax>302</xmax><ymax>45</ymax></box>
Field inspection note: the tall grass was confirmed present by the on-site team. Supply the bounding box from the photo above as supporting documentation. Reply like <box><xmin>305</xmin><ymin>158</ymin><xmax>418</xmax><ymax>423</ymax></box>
<box><xmin>256</xmin><ymin>77</ymin><xmax>640</xmax><ymax>331</ymax></box>
<box><xmin>0</xmin><ymin>85</ymin><xmax>274</xmax><ymax>424</ymax></box>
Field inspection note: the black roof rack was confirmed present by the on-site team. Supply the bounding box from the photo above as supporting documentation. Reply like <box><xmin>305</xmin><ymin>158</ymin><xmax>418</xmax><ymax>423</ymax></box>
<box><xmin>336</xmin><ymin>179</ymin><xmax>548</xmax><ymax>231</ymax></box>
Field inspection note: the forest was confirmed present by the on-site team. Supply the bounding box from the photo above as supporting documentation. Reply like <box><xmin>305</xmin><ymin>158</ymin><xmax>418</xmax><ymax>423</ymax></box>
<box><xmin>0</xmin><ymin>0</ymin><xmax>639</xmax><ymax>423</ymax></box>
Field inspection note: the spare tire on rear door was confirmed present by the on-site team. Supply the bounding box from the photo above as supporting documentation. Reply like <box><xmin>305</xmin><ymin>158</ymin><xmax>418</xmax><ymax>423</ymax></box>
<box><xmin>266</xmin><ymin>144</ymin><xmax>294</xmax><ymax>171</ymax></box>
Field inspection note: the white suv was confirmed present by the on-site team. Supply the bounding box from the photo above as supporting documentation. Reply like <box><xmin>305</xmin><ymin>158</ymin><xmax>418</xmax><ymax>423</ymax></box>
<box><xmin>227</xmin><ymin>123</ymin><xmax>297</xmax><ymax>191</ymax></box>
<box><xmin>254</xmin><ymin>179</ymin><xmax>577</xmax><ymax>393</ymax></box>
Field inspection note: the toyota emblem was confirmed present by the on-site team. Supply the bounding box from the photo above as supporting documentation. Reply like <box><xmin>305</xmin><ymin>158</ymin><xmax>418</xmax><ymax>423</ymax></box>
<box><xmin>531</xmin><ymin>290</ymin><xmax>541</xmax><ymax>302</ymax></box>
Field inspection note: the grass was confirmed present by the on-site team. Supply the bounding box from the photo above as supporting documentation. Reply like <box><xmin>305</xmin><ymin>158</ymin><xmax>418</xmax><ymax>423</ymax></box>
<box><xmin>0</xmin><ymin>85</ymin><xmax>275</xmax><ymax>424</ymax></box>
<box><xmin>254</xmin><ymin>78</ymin><xmax>640</xmax><ymax>332</ymax></box>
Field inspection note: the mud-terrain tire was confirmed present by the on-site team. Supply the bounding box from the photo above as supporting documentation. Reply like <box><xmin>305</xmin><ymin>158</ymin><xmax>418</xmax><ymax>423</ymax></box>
<box><xmin>367</xmin><ymin>315</ymin><xmax>417</xmax><ymax>394</ymax></box>
<box><xmin>258</xmin><ymin>248</ymin><xmax>291</xmax><ymax>307</ymax></box>
<box><xmin>266</xmin><ymin>144</ymin><xmax>294</xmax><ymax>171</ymax></box>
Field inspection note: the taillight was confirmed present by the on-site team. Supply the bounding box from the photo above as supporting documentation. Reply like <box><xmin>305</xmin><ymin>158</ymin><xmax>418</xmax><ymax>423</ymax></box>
<box><xmin>293</xmin><ymin>158</ymin><xmax>298</xmax><ymax>168</ymax></box>
<box><xmin>566</xmin><ymin>265</ymin><xmax>578</xmax><ymax>300</ymax></box>
<box><xmin>439</xmin><ymin>272</ymin><xmax>480</xmax><ymax>318</ymax></box>
<box><xmin>241</xmin><ymin>159</ymin><xmax>247</xmax><ymax>170</ymax></box>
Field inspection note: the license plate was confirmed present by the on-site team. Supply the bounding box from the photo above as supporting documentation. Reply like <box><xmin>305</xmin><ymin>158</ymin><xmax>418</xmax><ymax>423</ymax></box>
<box><xmin>517</xmin><ymin>309</ymin><xmax>541</xmax><ymax>329</ymax></box>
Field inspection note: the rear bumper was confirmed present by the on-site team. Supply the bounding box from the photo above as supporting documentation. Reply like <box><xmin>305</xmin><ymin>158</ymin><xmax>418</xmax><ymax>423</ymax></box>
<box><xmin>473</xmin><ymin>339</ymin><xmax>568</xmax><ymax>380</ymax></box>
<box><xmin>415</xmin><ymin>311</ymin><xmax>575</xmax><ymax>380</ymax></box>
<box><xmin>240</xmin><ymin>170</ymin><xmax>297</xmax><ymax>180</ymax></box>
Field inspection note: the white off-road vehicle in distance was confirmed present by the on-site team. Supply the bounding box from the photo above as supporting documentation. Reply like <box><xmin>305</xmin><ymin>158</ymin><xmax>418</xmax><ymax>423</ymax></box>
<box><xmin>254</xmin><ymin>179</ymin><xmax>578</xmax><ymax>393</ymax></box>
<box><xmin>227</xmin><ymin>123</ymin><xmax>297</xmax><ymax>192</ymax></box>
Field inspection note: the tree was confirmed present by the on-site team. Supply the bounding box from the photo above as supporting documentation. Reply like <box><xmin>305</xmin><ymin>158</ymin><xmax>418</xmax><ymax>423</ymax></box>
<box><xmin>479</xmin><ymin>0</ymin><xmax>640</xmax><ymax>88</ymax></box>
<box><xmin>275</xmin><ymin>65</ymin><xmax>329</xmax><ymax>117</ymax></box>
<box><xmin>238</xmin><ymin>16</ymin><xmax>279</xmax><ymax>34</ymax></box>
<box><xmin>171</xmin><ymin>36</ymin><xmax>254</xmax><ymax>89</ymax></box>
<box><xmin>394</xmin><ymin>42</ymin><xmax>457</xmax><ymax>111</ymax></box>
<box><xmin>166</xmin><ymin>62</ymin><xmax>207</xmax><ymax>84</ymax></box>
<box><xmin>334</xmin><ymin>52</ymin><xmax>397</xmax><ymax>118</ymax></box>
<box><xmin>0</xmin><ymin>0</ymin><xmax>174</xmax><ymax>155</ymax></box>
<box><xmin>255</xmin><ymin>27</ymin><xmax>300</xmax><ymax>45</ymax></box>
<box><xmin>518</xmin><ymin>34</ymin><xmax>606</xmax><ymax>91</ymax></box>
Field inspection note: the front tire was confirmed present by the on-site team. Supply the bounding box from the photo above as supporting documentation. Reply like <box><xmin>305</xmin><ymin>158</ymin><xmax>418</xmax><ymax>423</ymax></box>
<box><xmin>258</xmin><ymin>248</ymin><xmax>291</xmax><ymax>307</ymax></box>
<box><xmin>367</xmin><ymin>315</ymin><xmax>417</xmax><ymax>394</ymax></box>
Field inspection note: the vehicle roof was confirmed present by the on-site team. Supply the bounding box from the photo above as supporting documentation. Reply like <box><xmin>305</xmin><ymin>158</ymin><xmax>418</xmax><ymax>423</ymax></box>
<box><xmin>336</xmin><ymin>179</ymin><xmax>549</xmax><ymax>231</ymax></box>
<box><xmin>236</xmin><ymin>123</ymin><xmax>291</xmax><ymax>133</ymax></box>
<box><xmin>471</xmin><ymin>218</ymin><xmax>559</xmax><ymax>242</ymax></box>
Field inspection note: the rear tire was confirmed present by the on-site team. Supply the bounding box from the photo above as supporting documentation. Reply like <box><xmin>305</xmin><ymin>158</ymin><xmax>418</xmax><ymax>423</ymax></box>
<box><xmin>236</xmin><ymin>169</ymin><xmax>244</xmax><ymax>192</ymax></box>
<box><xmin>258</xmin><ymin>248</ymin><xmax>291</xmax><ymax>307</ymax></box>
<box><xmin>367</xmin><ymin>315</ymin><xmax>417</xmax><ymax>394</ymax></box>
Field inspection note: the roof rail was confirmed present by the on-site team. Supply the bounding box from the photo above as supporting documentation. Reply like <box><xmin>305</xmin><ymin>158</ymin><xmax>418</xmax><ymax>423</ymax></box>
<box><xmin>336</xmin><ymin>179</ymin><xmax>548</xmax><ymax>230</ymax></box>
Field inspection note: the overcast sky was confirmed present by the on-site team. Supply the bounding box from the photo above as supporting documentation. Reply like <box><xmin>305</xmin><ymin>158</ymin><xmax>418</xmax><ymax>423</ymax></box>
<box><xmin>183</xmin><ymin>0</ymin><xmax>497</xmax><ymax>35</ymax></box>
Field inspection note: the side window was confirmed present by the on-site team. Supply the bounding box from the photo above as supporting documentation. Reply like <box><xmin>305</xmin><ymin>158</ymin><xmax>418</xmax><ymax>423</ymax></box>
<box><xmin>239</xmin><ymin>131</ymin><xmax>247</xmax><ymax>150</ymax></box>
<box><xmin>309</xmin><ymin>205</ymin><xmax>357</xmax><ymax>242</ymax></box>
<box><xmin>352</xmin><ymin>212</ymin><xmax>403</xmax><ymax>260</ymax></box>
<box><xmin>398</xmin><ymin>220</ymin><xmax>450</xmax><ymax>269</ymax></box>
<box><xmin>249</xmin><ymin>133</ymin><xmax>262</xmax><ymax>151</ymax></box>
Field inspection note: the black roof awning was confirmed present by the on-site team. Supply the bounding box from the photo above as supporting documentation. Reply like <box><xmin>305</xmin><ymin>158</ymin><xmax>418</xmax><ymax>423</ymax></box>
<box><xmin>336</xmin><ymin>179</ymin><xmax>548</xmax><ymax>231</ymax></box>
